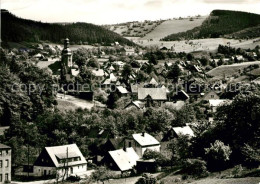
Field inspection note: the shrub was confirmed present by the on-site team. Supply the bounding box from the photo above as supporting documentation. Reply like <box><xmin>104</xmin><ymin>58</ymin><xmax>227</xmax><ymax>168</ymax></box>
<box><xmin>143</xmin><ymin>149</ymin><xmax>171</xmax><ymax>166</ymax></box>
<box><xmin>182</xmin><ymin>159</ymin><xmax>208</xmax><ymax>178</ymax></box>
<box><xmin>135</xmin><ymin>174</ymin><xmax>157</xmax><ymax>184</ymax></box>
<box><xmin>66</xmin><ymin>175</ymin><xmax>81</xmax><ymax>182</ymax></box>
<box><xmin>231</xmin><ymin>165</ymin><xmax>243</xmax><ymax>177</ymax></box>
<box><xmin>205</xmin><ymin>140</ymin><xmax>232</xmax><ymax>171</ymax></box>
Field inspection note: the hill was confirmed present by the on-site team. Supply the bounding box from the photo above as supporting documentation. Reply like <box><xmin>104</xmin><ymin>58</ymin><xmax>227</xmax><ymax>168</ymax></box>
<box><xmin>105</xmin><ymin>20</ymin><xmax>164</xmax><ymax>37</ymax></box>
<box><xmin>162</xmin><ymin>10</ymin><xmax>260</xmax><ymax>41</ymax></box>
<box><xmin>143</xmin><ymin>16</ymin><xmax>206</xmax><ymax>41</ymax></box>
<box><xmin>1</xmin><ymin>9</ymin><xmax>135</xmax><ymax>46</ymax></box>
<box><xmin>207</xmin><ymin>61</ymin><xmax>260</xmax><ymax>80</ymax></box>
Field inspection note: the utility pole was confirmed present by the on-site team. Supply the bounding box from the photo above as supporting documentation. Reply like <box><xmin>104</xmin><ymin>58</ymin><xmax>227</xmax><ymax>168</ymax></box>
<box><xmin>66</xmin><ymin>147</ymin><xmax>69</xmax><ymax>179</ymax></box>
<box><xmin>27</xmin><ymin>124</ymin><xmax>30</xmax><ymax>178</ymax></box>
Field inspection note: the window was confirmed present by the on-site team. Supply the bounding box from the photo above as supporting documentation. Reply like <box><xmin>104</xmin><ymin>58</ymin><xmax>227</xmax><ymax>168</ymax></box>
<box><xmin>0</xmin><ymin>174</ymin><xmax>2</xmax><ymax>182</ymax></box>
<box><xmin>0</xmin><ymin>160</ymin><xmax>2</xmax><ymax>168</ymax></box>
<box><xmin>128</xmin><ymin>141</ymin><xmax>132</xmax><ymax>147</ymax></box>
<box><xmin>5</xmin><ymin>173</ymin><xmax>8</xmax><ymax>181</ymax></box>
<box><xmin>6</xmin><ymin>150</ymin><xmax>8</xmax><ymax>155</ymax></box>
<box><xmin>0</xmin><ymin>151</ymin><xmax>2</xmax><ymax>156</ymax></box>
<box><xmin>5</xmin><ymin>160</ymin><xmax>9</xmax><ymax>168</ymax></box>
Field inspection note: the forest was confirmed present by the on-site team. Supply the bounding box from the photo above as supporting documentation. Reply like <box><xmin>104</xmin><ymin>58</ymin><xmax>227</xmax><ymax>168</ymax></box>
<box><xmin>1</xmin><ymin>10</ymin><xmax>135</xmax><ymax>46</ymax></box>
<box><xmin>162</xmin><ymin>10</ymin><xmax>260</xmax><ymax>41</ymax></box>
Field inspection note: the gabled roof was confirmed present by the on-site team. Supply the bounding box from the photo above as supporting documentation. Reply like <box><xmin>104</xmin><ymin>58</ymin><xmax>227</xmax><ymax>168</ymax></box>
<box><xmin>92</xmin><ymin>69</ymin><xmax>104</xmax><ymax>77</ymax></box>
<box><xmin>0</xmin><ymin>143</ymin><xmax>11</xmax><ymax>149</ymax></box>
<box><xmin>108</xmin><ymin>148</ymin><xmax>139</xmax><ymax>171</ymax></box>
<box><xmin>172</xmin><ymin>126</ymin><xmax>195</xmax><ymax>137</ymax></box>
<box><xmin>132</xmin><ymin>133</ymin><xmax>160</xmax><ymax>147</ymax></box>
<box><xmin>209</xmin><ymin>99</ymin><xmax>231</xmax><ymax>107</ymax></box>
<box><xmin>149</xmin><ymin>78</ymin><xmax>158</xmax><ymax>86</ymax></box>
<box><xmin>138</xmin><ymin>88</ymin><xmax>167</xmax><ymax>101</ymax></box>
<box><xmin>110</xmin><ymin>73</ymin><xmax>117</xmax><ymax>82</ymax></box>
<box><xmin>130</xmin><ymin>83</ymin><xmax>143</xmax><ymax>93</ymax></box>
<box><xmin>117</xmin><ymin>86</ymin><xmax>128</xmax><ymax>94</ymax></box>
<box><xmin>71</xmin><ymin>69</ymin><xmax>79</xmax><ymax>77</ymax></box>
<box><xmin>125</xmin><ymin>101</ymin><xmax>145</xmax><ymax>110</ymax></box>
<box><xmin>44</xmin><ymin>144</ymin><xmax>87</xmax><ymax>168</ymax></box>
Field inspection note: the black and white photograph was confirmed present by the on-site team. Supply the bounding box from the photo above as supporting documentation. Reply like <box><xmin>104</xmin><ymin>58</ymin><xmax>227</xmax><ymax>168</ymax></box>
<box><xmin>0</xmin><ymin>0</ymin><xmax>260</xmax><ymax>183</ymax></box>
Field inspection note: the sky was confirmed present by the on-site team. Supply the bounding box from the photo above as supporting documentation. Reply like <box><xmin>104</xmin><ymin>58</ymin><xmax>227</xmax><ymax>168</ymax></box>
<box><xmin>1</xmin><ymin>0</ymin><xmax>260</xmax><ymax>25</ymax></box>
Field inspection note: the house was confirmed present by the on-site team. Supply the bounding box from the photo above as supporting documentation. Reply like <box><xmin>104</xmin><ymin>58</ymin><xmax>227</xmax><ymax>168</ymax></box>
<box><xmin>116</xmin><ymin>86</ymin><xmax>129</xmax><ymax>97</ymax></box>
<box><xmin>92</xmin><ymin>69</ymin><xmax>104</xmax><ymax>81</ymax></box>
<box><xmin>106</xmin><ymin>148</ymin><xmax>139</xmax><ymax>172</ymax></box>
<box><xmin>0</xmin><ymin>144</ymin><xmax>11</xmax><ymax>183</ymax></box>
<box><xmin>123</xmin><ymin>47</ymin><xmax>135</xmax><ymax>56</ymax></box>
<box><xmin>71</xmin><ymin>69</ymin><xmax>79</xmax><ymax>77</ymax></box>
<box><xmin>208</xmin><ymin>99</ymin><xmax>231</xmax><ymax>113</ymax></box>
<box><xmin>130</xmin><ymin>83</ymin><xmax>143</xmax><ymax>98</ymax></box>
<box><xmin>163</xmin><ymin>126</ymin><xmax>195</xmax><ymax>141</ymax></box>
<box><xmin>203</xmin><ymin>91</ymin><xmax>220</xmax><ymax>100</ymax></box>
<box><xmin>125</xmin><ymin>133</ymin><xmax>160</xmax><ymax>158</ymax></box>
<box><xmin>0</xmin><ymin>127</ymin><xmax>9</xmax><ymax>136</ymax></box>
<box><xmin>125</xmin><ymin>101</ymin><xmax>145</xmax><ymax>110</ymax></box>
<box><xmin>148</xmin><ymin>78</ymin><xmax>158</xmax><ymax>87</ymax></box>
<box><xmin>33</xmin><ymin>144</ymin><xmax>87</xmax><ymax>177</ymax></box>
<box><xmin>138</xmin><ymin>88</ymin><xmax>167</xmax><ymax>107</ymax></box>
<box><xmin>164</xmin><ymin>101</ymin><xmax>185</xmax><ymax>110</ymax></box>
<box><xmin>173</xmin><ymin>90</ymin><xmax>190</xmax><ymax>101</ymax></box>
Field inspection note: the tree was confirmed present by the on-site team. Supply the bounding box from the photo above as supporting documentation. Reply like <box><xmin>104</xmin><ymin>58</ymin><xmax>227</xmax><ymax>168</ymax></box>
<box><xmin>169</xmin><ymin>135</ymin><xmax>192</xmax><ymax>165</ymax></box>
<box><xmin>73</xmin><ymin>48</ymin><xmax>89</xmax><ymax>68</ymax></box>
<box><xmin>121</xmin><ymin>63</ymin><xmax>132</xmax><ymax>80</ymax></box>
<box><xmin>87</xmin><ymin>57</ymin><xmax>99</xmax><ymax>68</ymax></box>
<box><xmin>187</xmin><ymin>53</ymin><xmax>193</xmax><ymax>61</ymax></box>
<box><xmin>148</xmin><ymin>54</ymin><xmax>158</xmax><ymax>65</ymax></box>
<box><xmin>143</xmin><ymin>149</ymin><xmax>171</xmax><ymax>166</ymax></box>
<box><xmin>182</xmin><ymin>159</ymin><xmax>208</xmax><ymax>178</ymax></box>
<box><xmin>215</xmin><ymin>92</ymin><xmax>260</xmax><ymax>162</ymax></box>
<box><xmin>205</xmin><ymin>140</ymin><xmax>232</xmax><ymax>171</ymax></box>
<box><xmin>106</xmin><ymin>93</ymin><xmax>119</xmax><ymax>109</ymax></box>
<box><xmin>90</xmin><ymin>167</ymin><xmax>113</xmax><ymax>184</ymax></box>
<box><xmin>167</xmin><ymin>64</ymin><xmax>182</xmax><ymax>82</ymax></box>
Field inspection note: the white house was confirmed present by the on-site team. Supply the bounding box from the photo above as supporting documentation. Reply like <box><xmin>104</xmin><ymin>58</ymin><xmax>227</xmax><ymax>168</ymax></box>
<box><xmin>125</xmin><ymin>133</ymin><xmax>160</xmax><ymax>158</ymax></box>
<box><xmin>33</xmin><ymin>144</ymin><xmax>87</xmax><ymax>178</ymax></box>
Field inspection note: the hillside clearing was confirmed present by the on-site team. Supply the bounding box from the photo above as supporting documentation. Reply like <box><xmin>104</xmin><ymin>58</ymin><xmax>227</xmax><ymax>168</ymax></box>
<box><xmin>143</xmin><ymin>17</ymin><xmax>206</xmax><ymax>41</ymax></box>
<box><xmin>207</xmin><ymin>61</ymin><xmax>260</xmax><ymax>80</ymax></box>
<box><xmin>136</xmin><ymin>37</ymin><xmax>260</xmax><ymax>53</ymax></box>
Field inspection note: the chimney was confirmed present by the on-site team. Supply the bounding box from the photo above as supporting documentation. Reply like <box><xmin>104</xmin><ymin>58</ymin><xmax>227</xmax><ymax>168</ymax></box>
<box><xmin>142</xmin><ymin>132</ymin><xmax>145</xmax><ymax>136</ymax></box>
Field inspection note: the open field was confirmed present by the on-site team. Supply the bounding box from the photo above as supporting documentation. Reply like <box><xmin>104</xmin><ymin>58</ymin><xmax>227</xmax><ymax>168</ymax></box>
<box><xmin>57</xmin><ymin>93</ymin><xmax>94</xmax><ymax>110</ymax></box>
<box><xmin>108</xmin><ymin>20</ymin><xmax>163</xmax><ymax>37</ymax></box>
<box><xmin>143</xmin><ymin>17</ymin><xmax>206</xmax><ymax>41</ymax></box>
<box><xmin>37</xmin><ymin>58</ymin><xmax>59</xmax><ymax>69</ymax></box>
<box><xmin>161</xmin><ymin>176</ymin><xmax>260</xmax><ymax>184</ymax></box>
<box><xmin>136</xmin><ymin>37</ymin><xmax>260</xmax><ymax>53</ymax></box>
<box><xmin>207</xmin><ymin>61</ymin><xmax>260</xmax><ymax>80</ymax></box>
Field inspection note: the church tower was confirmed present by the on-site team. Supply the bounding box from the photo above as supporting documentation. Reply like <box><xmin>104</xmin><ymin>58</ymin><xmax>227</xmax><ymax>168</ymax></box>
<box><xmin>60</xmin><ymin>38</ymin><xmax>73</xmax><ymax>82</ymax></box>
<box><xmin>62</xmin><ymin>38</ymin><xmax>72</xmax><ymax>67</ymax></box>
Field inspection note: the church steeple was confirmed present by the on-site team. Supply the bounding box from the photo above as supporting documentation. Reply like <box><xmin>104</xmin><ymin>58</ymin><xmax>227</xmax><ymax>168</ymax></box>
<box><xmin>60</xmin><ymin>38</ymin><xmax>73</xmax><ymax>82</ymax></box>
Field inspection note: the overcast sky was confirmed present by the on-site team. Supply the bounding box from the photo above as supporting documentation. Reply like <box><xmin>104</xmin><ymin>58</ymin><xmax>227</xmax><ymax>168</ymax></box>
<box><xmin>2</xmin><ymin>0</ymin><xmax>260</xmax><ymax>25</ymax></box>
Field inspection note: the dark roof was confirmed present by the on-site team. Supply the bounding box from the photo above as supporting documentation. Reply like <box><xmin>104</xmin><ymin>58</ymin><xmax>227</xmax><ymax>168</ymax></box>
<box><xmin>0</xmin><ymin>143</ymin><xmax>11</xmax><ymax>149</ymax></box>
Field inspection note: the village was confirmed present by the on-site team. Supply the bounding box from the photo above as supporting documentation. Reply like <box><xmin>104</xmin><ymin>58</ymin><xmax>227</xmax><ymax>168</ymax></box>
<box><xmin>0</xmin><ymin>32</ymin><xmax>260</xmax><ymax>184</ymax></box>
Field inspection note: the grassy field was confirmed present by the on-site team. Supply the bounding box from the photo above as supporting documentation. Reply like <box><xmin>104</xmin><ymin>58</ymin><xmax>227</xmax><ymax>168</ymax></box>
<box><xmin>143</xmin><ymin>17</ymin><xmax>206</xmax><ymax>41</ymax></box>
<box><xmin>57</xmin><ymin>93</ymin><xmax>94</xmax><ymax>111</ymax></box>
<box><xmin>108</xmin><ymin>20</ymin><xmax>163</xmax><ymax>37</ymax></box>
<box><xmin>161</xmin><ymin>176</ymin><xmax>260</xmax><ymax>184</ymax></box>
<box><xmin>136</xmin><ymin>37</ymin><xmax>260</xmax><ymax>53</ymax></box>
<box><xmin>207</xmin><ymin>61</ymin><xmax>260</xmax><ymax>80</ymax></box>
